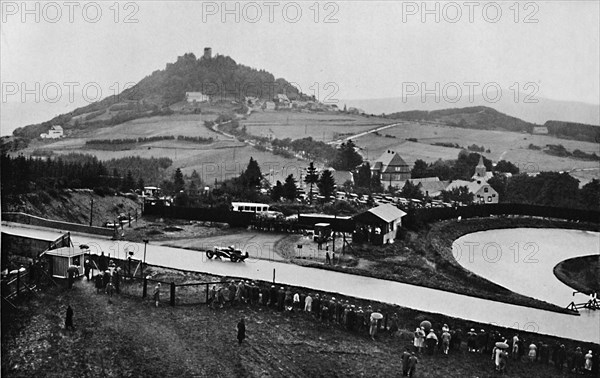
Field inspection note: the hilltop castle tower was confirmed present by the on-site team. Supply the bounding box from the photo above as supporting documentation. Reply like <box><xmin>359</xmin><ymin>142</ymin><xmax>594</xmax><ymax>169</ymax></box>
<box><xmin>203</xmin><ymin>47</ymin><xmax>212</xmax><ymax>60</ymax></box>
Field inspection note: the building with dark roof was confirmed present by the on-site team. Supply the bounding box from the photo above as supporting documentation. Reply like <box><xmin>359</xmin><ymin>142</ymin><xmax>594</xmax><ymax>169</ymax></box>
<box><xmin>370</xmin><ymin>150</ymin><xmax>412</xmax><ymax>189</ymax></box>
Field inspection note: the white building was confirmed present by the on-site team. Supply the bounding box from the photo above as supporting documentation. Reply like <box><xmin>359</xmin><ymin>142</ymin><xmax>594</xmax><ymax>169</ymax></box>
<box><xmin>186</xmin><ymin>92</ymin><xmax>210</xmax><ymax>103</ymax></box>
<box><xmin>40</xmin><ymin>125</ymin><xmax>64</xmax><ymax>139</ymax></box>
<box><xmin>446</xmin><ymin>179</ymin><xmax>499</xmax><ymax>204</ymax></box>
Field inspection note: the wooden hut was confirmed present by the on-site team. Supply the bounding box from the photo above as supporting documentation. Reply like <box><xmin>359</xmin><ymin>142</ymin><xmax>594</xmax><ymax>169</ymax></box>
<box><xmin>43</xmin><ymin>247</ymin><xmax>85</xmax><ymax>278</ymax></box>
<box><xmin>353</xmin><ymin>204</ymin><xmax>406</xmax><ymax>245</ymax></box>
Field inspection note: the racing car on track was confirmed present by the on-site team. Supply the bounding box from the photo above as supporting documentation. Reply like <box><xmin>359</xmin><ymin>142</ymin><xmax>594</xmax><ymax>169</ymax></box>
<box><xmin>206</xmin><ymin>246</ymin><xmax>250</xmax><ymax>262</ymax></box>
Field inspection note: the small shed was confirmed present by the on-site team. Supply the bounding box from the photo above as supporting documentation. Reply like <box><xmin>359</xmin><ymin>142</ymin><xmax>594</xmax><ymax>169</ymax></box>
<box><xmin>43</xmin><ymin>247</ymin><xmax>85</xmax><ymax>278</ymax></box>
<box><xmin>353</xmin><ymin>204</ymin><xmax>406</xmax><ymax>245</ymax></box>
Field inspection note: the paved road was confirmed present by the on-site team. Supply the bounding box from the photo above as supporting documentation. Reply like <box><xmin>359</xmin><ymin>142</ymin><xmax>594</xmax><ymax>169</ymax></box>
<box><xmin>327</xmin><ymin>122</ymin><xmax>405</xmax><ymax>146</ymax></box>
<box><xmin>2</xmin><ymin>223</ymin><xmax>598</xmax><ymax>343</ymax></box>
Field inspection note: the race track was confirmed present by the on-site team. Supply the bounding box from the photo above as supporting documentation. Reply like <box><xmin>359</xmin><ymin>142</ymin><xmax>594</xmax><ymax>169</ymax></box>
<box><xmin>2</xmin><ymin>223</ymin><xmax>599</xmax><ymax>343</ymax></box>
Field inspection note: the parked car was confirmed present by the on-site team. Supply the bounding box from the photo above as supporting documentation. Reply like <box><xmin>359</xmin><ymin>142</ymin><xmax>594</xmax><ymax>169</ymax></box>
<box><xmin>206</xmin><ymin>246</ymin><xmax>249</xmax><ymax>262</ymax></box>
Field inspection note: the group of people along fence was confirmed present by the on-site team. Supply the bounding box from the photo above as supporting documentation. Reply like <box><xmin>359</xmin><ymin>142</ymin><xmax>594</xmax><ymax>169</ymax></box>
<box><xmin>207</xmin><ymin>279</ymin><xmax>598</xmax><ymax>376</ymax></box>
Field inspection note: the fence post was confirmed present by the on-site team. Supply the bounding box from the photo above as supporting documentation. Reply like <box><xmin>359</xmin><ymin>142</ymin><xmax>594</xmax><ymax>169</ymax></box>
<box><xmin>142</xmin><ymin>277</ymin><xmax>147</xmax><ymax>298</ymax></box>
<box><xmin>16</xmin><ymin>271</ymin><xmax>20</xmax><ymax>297</ymax></box>
<box><xmin>170</xmin><ymin>282</ymin><xmax>176</xmax><ymax>306</ymax></box>
<box><xmin>206</xmin><ymin>283</ymin><xmax>209</xmax><ymax>304</ymax></box>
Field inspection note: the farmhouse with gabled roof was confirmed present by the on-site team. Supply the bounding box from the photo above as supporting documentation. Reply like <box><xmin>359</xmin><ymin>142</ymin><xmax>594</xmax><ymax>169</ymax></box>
<box><xmin>370</xmin><ymin>150</ymin><xmax>411</xmax><ymax>188</ymax></box>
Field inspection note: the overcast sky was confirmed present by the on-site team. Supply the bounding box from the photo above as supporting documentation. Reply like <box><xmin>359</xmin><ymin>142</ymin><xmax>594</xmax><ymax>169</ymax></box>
<box><xmin>1</xmin><ymin>1</ymin><xmax>598</xmax><ymax>135</ymax></box>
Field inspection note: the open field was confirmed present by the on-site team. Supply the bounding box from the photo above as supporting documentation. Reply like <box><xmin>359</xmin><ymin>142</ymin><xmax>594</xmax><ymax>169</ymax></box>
<box><xmin>19</xmin><ymin>112</ymin><xmax>307</xmax><ymax>185</ymax></box>
<box><xmin>241</xmin><ymin>111</ymin><xmax>392</xmax><ymax>142</ymax></box>
<box><xmin>3</xmin><ymin>265</ymin><xmax>596</xmax><ymax>378</ymax></box>
<box><xmin>354</xmin><ymin>122</ymin><xmax>600</xmax><ymax>183</ymax></box>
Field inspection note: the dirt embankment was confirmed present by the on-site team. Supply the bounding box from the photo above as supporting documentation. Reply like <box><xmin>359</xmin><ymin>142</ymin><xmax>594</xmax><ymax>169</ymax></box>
<box><xmin>554</xmin><ymin>255</ymin><xmax>600</xmax><ymax>295</ymax></box>
<box><xmin>1</xmin><ymin>190</ymin><xmax>141</xmax><ymax>227</ymax></box>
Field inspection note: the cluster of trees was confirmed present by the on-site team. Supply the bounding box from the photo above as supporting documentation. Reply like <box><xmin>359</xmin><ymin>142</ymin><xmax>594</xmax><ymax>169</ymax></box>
<box><xmin>544</xmin><ymin>121</ymin><xmax>600</xmax><ymax>143</ymax></box>
<box><xmin>85</xmin><ymin>135</ymin><xmax>214</xmax><ymax>149</ymax></box>
<box><xmin>86</xmin><ymin>136</ymin><xmax>177</xmax><ymax>145</ymax></box>
<box><xmin>136</xmin><ymin>53</ymin><xmax>305</xmax><ymax>105</ymax></box>
<box><xmin>1</xmin><ymin>153</ymin><xmax>172</xmax><ymax>195</ymax></box>
<box><xmin>544</xmin><ymin>144</ymin><xmax>599</xmax><ymax>161</ymax></box>
<box><xmin>467</xmin><ymin>144</ymin><xmax>490</xmax><ymax>153</ymax></box>
<box><xmin>488</xmin><ymin>173</ymin><xmax>599</xmax><ymax>210</ymax></box>
<box><xmin>410</xmin><ymin>152</ymin><xmax>496</xmax><ymax>181</ymax></box>
<box><xmin>353</xmin><ymin>162</ymin><xmax>383</xmax><ymax>193</ymax></box>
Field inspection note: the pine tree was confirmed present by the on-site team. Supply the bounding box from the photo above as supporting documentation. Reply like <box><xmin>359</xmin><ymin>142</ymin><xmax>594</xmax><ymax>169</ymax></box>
<box><xmin>271</xmin><ymin>180</ymin><xmax>284</xmax><ymax>201</ymax></box>
<box><xmin>333</xmin><ymin>140</ymin><xmax>363</xmax><ymax>170</ymax></box>
<box><xmin>240</xmin><ymin>157</ymin><xmax>262</xmax><ymax>188</ymax></box>
<box><xmin>173</xmin><ymin>168</ymin><xmax>185</xmax><ymax>193</ymax></box>
<box><xmin>317</xmin><ymin>169</ymin><xmax>336</xmax><ymax>200</ymax></box>
<box><xmin>121</xmin><ymin>170</ymin><xmax>136</xmax><ymax>192</ymax></box>
<box><xmin>282</xmin><ymin>174</ymin><xmax>297</xmax><ymax>201</ymax></box>
<box><xmin>137</xmin><ymin>177</ymin><xmax>145</xmax><ymax>192</ymax></box>
<box><xmin>190</xmin><ymin>169</ymin><xmax>202</xmax><ymax>185</ymax></box>
<box><xmin>355</xmin><ymin>162</ymin><xmax>372</xmax><ymax>189</ymax></box>
<box><xmin>304</xmin><ymin>162</ymin><xmax>319</xmax><ymax>202</ymax></box>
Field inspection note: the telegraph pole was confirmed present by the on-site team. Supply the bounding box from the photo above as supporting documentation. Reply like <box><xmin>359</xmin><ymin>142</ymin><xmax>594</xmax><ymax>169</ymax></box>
<box><xmin>89</xmin><ymin>197</ymin><xmax>94</xmax><ymax>226</ymax></box>
<box><xmin>142</xmin><ymin>239</ymin><xmax>149</xmax><ymax>277</ymax></box>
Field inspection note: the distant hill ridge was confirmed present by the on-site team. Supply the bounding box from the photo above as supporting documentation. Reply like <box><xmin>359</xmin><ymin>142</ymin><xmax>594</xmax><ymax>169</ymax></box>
<box><xmin>12</xmin><ymin>52</ymin><xmax>306</xmax><ymax>140</ymax></box>
<box><xmin>385</xmin><ymin>106</ymin><xmax>600</xmax><ymax>143</ymax></box>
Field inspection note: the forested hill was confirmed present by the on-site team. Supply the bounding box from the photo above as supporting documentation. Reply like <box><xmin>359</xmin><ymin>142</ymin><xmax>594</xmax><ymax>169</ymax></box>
<box><xmin>385</xmin><ymin>106</ymin><xmax>600</xmax><ymax>143</ymax></box>
<box><xmin>12</xmin><ymin>52</ymin><xmax>306</xmax><ymax>139</ymax></box>
<box><xmin>386</xmin><ymin>106</ymin><xmax>535</xmax><ymax>132</ymax></box>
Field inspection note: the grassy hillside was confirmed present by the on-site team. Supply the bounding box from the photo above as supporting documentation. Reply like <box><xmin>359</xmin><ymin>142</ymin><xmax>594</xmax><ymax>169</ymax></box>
<box><xmin>1</xmin><ymin>190</ymin><xmax>141</xmax><ymax>227</ymax></box>
<box><xmin>386</xmin><ymin>106</ymin><xmax>600</xmax><ymax>143</ymax></box>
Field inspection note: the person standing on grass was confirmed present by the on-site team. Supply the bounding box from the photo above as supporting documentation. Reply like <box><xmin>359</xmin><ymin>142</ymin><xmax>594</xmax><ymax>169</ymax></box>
<box><xmin>65</xmin><ymin>305</ymin><xmax>74</xmax><ymax>330</ymax></box>
<box><xmin>512</xmin><ymin>334</ymin><xmax>519</xmax><ymax>360</ymax></box>
<box><xmin>106</xmin><ymin>281</ymin><xmax>115</xmax><ymax>297</ymax></box>
<box><xmin>293</xmin><ymin>292</ymin><xmax>300</xmax><ymax>311</ymax></box>
<box><xmin>113</xmin><ymin>268</ymin><xmax>121</xmax><ymax>294</ymax></box>
<box><xmin>325</xmin><ymin>251</ymin><xmax>331</xmax><ymax>265</ymax></box>
<box><xmin>425</xmin><ymin>329</ymin><xmax>438</xmax><ymax>355</ymax></box>
<box><xmin>95</xmin><ymin>273</ymin><xmax>103</xmax><ymax>294</ymax></box>
<box><xmin>555</xmin><ymin>344</ymin><xmax>566</xmax><ymax>371</ymax></box>
<box><xmin>584</xmin><ymin>350</ymin><xmax>593</xmax><ymax>374</ymax></box>
<box><xmin>84</xmin><ymin>260</ymin><xmax>91</xmax><ymax>281</ymax></box>
<box><xmin>98</xmin><ymin>252</ymin><xmax>108</xmax><ymax>272</ymax></box>
<box><xmin>573</xmin><ymin>347</ymin><xmax>584</xmax><ymax>373</ymax></box>
<box><xmin>153</xmin><ymin>283</ymin><xmax>161</xmax><ymax>307</ymax></box>
<box><xmin>401</xmin><ymin>347</ymin><xmax>411</xmax><ymax>376</ymax></box>
<box><xmin>304</xmin><ymin>293</ymin><xmax>313</xmax><ymax>313</ymax></box>
<box><xmin>414</xmin><ymin>327</ymin><xmax>425</xmax><ymax>354</ymax></box>
<box><xmin>407</xmin><ymin>352</ymin><xmax>418</xmax><ymax>377</ymax></box>
<box><xmin>235</xmin><ymin>281</ymin><xmax>243</xmax><ymax>304</ymax></box>
<box><xmin>237</xmin><ymin>318</ymin><xmax>246</xmax><ymax>345</ymax></box>
<box><xmin>441</xmin><ymin>329</ymin><xmax>451</xmax><ymax>355</ymax></box>
<box><xmin>369</xmin><ymin>313</ymin><xmax>378</xmax><ymax>341</ymax></box>
<box><xmin>528</xmin><ymin>343</ymin><xmax>537</xmax><ymax>362</ymax></box>
<box><xmin>67</xmin><ymin>269</ymin><xmax>75</xmax><ymax>289</ymax></box>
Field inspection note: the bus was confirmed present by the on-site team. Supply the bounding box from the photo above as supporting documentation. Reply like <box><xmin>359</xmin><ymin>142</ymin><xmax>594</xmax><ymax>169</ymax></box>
<box><xmin>231</xmin><ymin>202</ymin><xmax>270</xmax><ymax>213</ymax></box>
